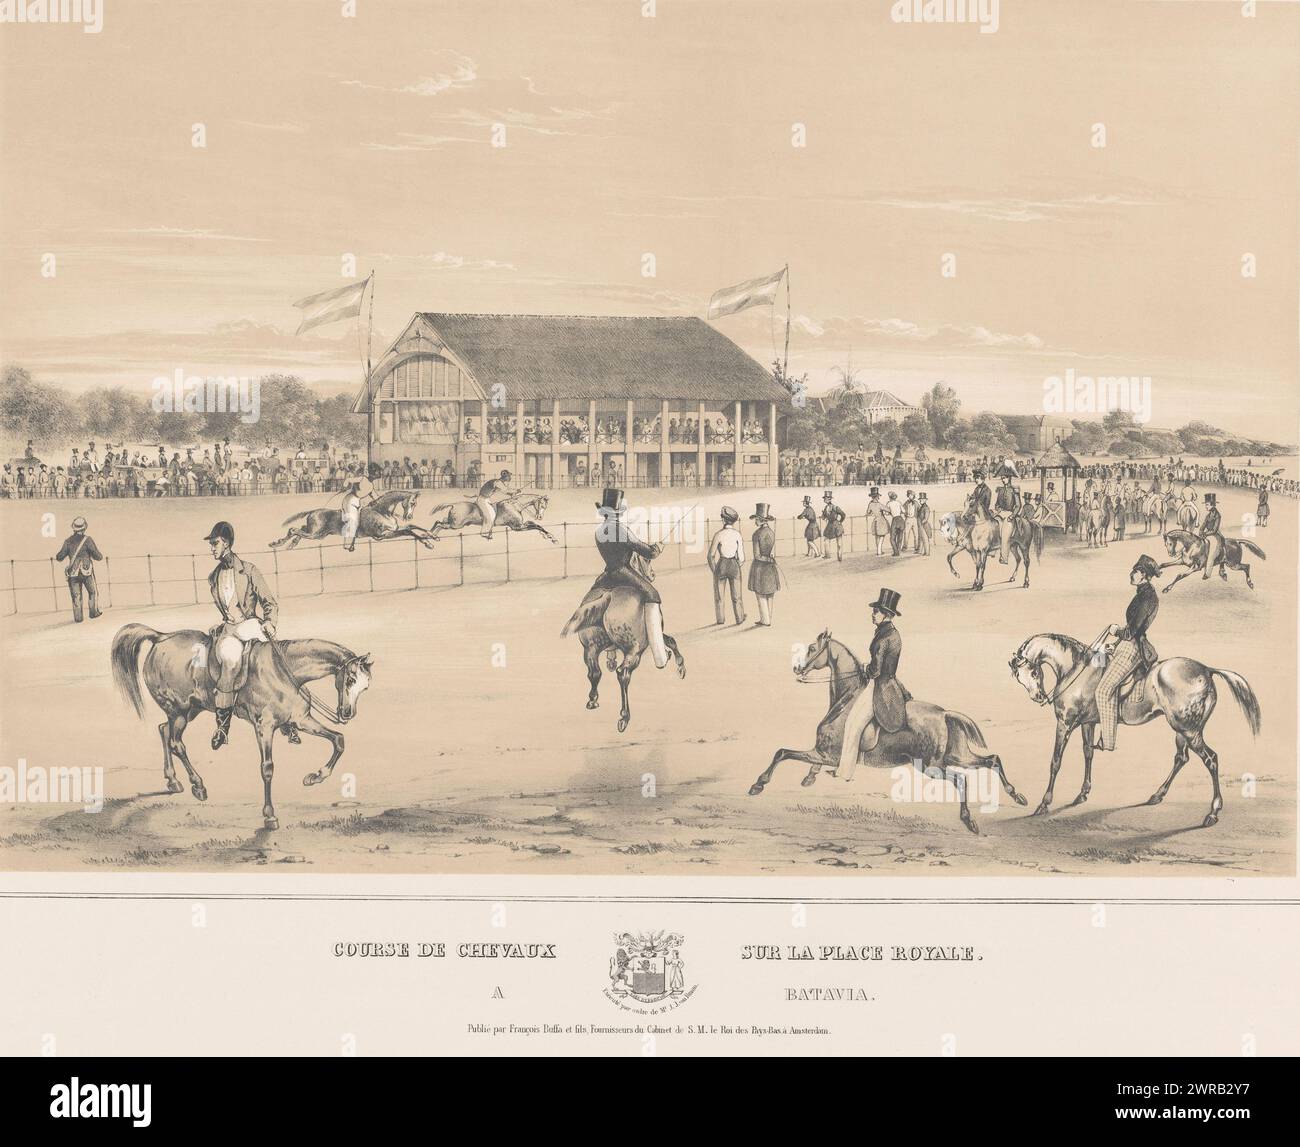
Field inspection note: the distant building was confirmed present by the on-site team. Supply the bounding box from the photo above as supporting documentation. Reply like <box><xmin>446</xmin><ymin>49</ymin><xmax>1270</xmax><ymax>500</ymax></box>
<box><xmin>353</xmin><ymin>313</ymin><xmax>787</xmax><ymax>486</ymax></box>
<box><xmin>999</xmin><ymin>413</ymin><xmax>1074</xmax><ymax>453</ymax></box>
<box><xmin>812</xmin><ymin>388</ymin><xmax>917</xmax><ymax>425</ymax></box>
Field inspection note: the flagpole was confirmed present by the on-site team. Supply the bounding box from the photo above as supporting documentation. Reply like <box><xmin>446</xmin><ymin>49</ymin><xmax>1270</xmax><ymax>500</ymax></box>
<box><xmin>782</xmin><ymin>263</ymin><xmax>791</xmax><ymax>380</ymax></box>
<box><xmin>365</xmin><ymin>271</ymin><xmax>375</xmax><ymax>471</ymax></box>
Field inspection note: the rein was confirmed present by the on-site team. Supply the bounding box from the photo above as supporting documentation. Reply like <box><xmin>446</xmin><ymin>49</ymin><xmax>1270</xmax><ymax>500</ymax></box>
<box><xmin>267</xmin><ymin>637</ymin><xmax>353</xmax><ymax>724</ymax></box>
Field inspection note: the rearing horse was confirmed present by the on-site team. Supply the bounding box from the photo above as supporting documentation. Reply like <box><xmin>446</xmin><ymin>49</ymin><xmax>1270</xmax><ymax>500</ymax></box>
<box><xmin>1009</xmin><ymin>633</ymin><xmax>1260</xmax><ymax>827</ymax></box>
<box><xmin>111</xmin><ymin>623</ymin><xmax>373</xmax><ymax>830</ymax></box>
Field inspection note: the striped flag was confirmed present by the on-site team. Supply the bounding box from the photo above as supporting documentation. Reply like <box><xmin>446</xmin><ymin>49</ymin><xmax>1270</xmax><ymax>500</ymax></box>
<box><xmin>292</xmin><ymin>275</ymin><xmax>371</xmax><ymax>335</ymax></box>
<box><xmin>707</xmin><ymin>267</ymin><xmax>786</xmax><ymax>320</ymax></box>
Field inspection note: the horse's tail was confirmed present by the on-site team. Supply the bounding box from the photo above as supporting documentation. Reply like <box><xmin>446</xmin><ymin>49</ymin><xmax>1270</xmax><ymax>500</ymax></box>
<box><xmin>1239</xmin><ymin>539</ymin><xmax>1266</xmax><ymax>560</ymax></box>
<box><xmin>561</xmin><ymin>591</ymin><xmax>610</xmax><ymax>637</ymax></box>
<box><xmin>111</xmin><ymin>623</ymin><xmax>161</xmax><ymax>718</ymax></box>
<box><xmin>944</xmin><ymin>710</ymin><xmax>988</xmax><ymax>751</ymax></box>
<box><xmin>426</xmin><ymin>502</ymin><xmax>452</xmax><ymax>519</ymax></box>
<box><xmin>1032</xmin><ymin>521</ymin><xmax>1043</xmax><ymax>560</ymax></box>
<box><xmin>1210</xmin><ymin>668</ymin><xmax>1261</xmax><ymax>737</ymax></box>
<box><xmin>281</xmin><ymin>510</ymin><xmax>309</xmax><ymax>526</ymax></box>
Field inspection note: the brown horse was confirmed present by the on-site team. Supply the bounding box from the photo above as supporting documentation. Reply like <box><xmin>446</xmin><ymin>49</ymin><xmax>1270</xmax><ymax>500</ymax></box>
<box><xmin>749</xmin><ymin>631</ymin><xmax>1024</xmax><ymax>833</ymax></box>
<box><xmin>111</xmin><ymin>623</ymin><xmax>373</xmax><ymax>830</ymax></box>
<box><xmin>939</xmin><ymin>510</ymin><xmax>1042</xmax><ymax>590</ymax></box>
<box><xmin>427</xmin><ymin>492</ymin><xmax>558</xmax><ymax>543</ymax></box>
<box><xmin>1009</xmin><ymin>632</ymin><xmax>1260</xmax><ymax>827</ymax></box>
<box><xmin>561</xmin><ymin>587</ymin><xmax>685</xmax><ymax>732</ymax></box>
<box><xmin>269</xmin><ymin>490</ymin><xmax>436</xmax><ymax>549</ymax></box>
<box><xmin>1161</xmin><ymin>529</ymin><xmax>1265</xmax><ymax>592</ymax></box>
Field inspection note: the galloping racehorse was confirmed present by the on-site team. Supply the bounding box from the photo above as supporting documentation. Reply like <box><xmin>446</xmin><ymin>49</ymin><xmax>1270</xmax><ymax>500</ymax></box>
<box><xmin>269</xmin><ymin>490</ymin><xmax>437</xmax><ymax>550</ymax></box>
<box><xmin>939</xmin><ymin>511</ymin><xmax>1042</xmax><ymax>591</ymax></box>
<box><xmin>427</xmin><ymin>492</ymin><xmax>558</xmax><ymax>543</ymax></box>
<box><xmin>1161</xmin><ymin>529</ymin><xmax>1265</xmax><ymax>592</ymax></box>
<box><xmin>749</xmin><ymin>631</ymin><xmax>1025</xmax><ymax>834</ymax></box>
<box><xmin>1009</xmin><ymin>632</ymin><xmax>1260</xmax><ymax>827</ymax></box>
<box><xmin>561</xmin><ymin>585</ymin><xmax>685</xmax><ymax>733</ymax></box>
<box><xmin>111</xmin><ymin>623</ymin><xmax>373</xmax><ymax>830</ymax></box>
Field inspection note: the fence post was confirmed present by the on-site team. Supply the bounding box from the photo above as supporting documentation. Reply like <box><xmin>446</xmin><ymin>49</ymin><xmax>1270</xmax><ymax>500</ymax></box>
<box><xmin>367</xmin><ymin>540</ymin><xmax>374</xmax><ymax>592</ymax></box>
<box><xmin>412</xmin><ymin>537</ymin><xmax>419</xmax><ymax>590</ymax></box>
<box><xmin>458</xmin><ymin>533</ymin><xmax>465</xmax><ymax>587</ymax></box>
<box><xmin>104</xmin><ymin>556</ymin><xmax>112</xmax><ymax>608</ymax></box>
<box><xmin>318</xmin><ymin>545</ymin><xmax>325</xmax><ymax>594</ymax></box>
<box><xmin>504</xmin><ymin>529</ymin><xmax>511</xmax><ymax>583</ymax></box>
<box><xmin>49</xmin><ymin>557</ymin><xmax>58</xmax><ymax>612</ymax></box>
<box><xmin>562</xmin><ymin>522</ymin><xmax>568</xmax><ymax>578</ymax></box>
<box><xmin>10</xmin><ymin>559</ymin><xmax>17</xmax><ymax>615</ymax></box>
<box><xmin>271</xmin><ymin>548</ymin><xmax>280</xmax><ymax>597</ymax></box>
<box><xmin>191</xmin><ymin>554</ymin><xmax>199</xmax><ymax>603</ymax></box>
<box><xmin>146</xmin><ymin>554</ymin><xmax>155</xmax><ymax>606</ymax></box>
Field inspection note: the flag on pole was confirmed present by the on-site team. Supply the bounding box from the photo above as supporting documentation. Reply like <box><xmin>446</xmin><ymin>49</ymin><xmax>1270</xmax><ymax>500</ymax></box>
<box><xmin>707</xmin><ymin>267</ymin><xmax>786</xmax><ymax>320</ymax></box>
<box><xmin>292</xmin><ymin>275</ymin><xmax>371</xmax><ymax>335</ymax></box>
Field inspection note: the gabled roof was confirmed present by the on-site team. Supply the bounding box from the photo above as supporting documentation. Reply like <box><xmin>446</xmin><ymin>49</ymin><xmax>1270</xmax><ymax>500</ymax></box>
<box><xmin>1034</xmin><ymin>441</ymin><xmax>1081</xmax><ymax>470</ymax></box>
<box><xmin>862</xmin><ymin>389</ymin><xmax>913</xmax><ymax>409</ymax></box>
<box><xmin>379</xmin><ymin>313</ymin><xmax>786</xmax><ymax>403</ymax></box>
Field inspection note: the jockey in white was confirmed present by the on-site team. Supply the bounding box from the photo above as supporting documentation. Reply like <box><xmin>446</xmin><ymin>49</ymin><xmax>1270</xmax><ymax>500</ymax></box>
<box><xmin>341</xmin><ymin>468</ymin><xmax>376</xmax><ymax>552</ymax></box>
<box><xmin>474</xmin><ymin>469</ymin><xmax>518</xmax><ymax>540</ymax></box>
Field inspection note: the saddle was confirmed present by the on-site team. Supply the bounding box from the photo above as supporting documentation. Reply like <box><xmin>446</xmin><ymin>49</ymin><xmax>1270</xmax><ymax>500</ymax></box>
<box><xmin>205</xmin><ymin>623</ymin><xmax>258</xmax><ymax>692</ymax></box>
<box><xmin>1117</xmin><ymin>638</ymin><xmax>1158</xmax><ymax>705</ymax></box>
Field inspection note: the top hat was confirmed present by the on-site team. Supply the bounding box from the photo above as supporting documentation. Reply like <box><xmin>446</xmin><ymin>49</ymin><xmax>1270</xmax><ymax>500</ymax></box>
<box><xmin>719</xmin><ymin>505</ymin><xmax>739</xmax><ymax>524</ymax></box>
<box><xmin>597</xmin><ymin>488</ymin><xmax>626</xmax><ymax>514</ymax></box>
<box><xmin>869</xmin><ymin>587</ymin><xmax>902</xmax><ymax>617</ymax></box>
<box><xmin>1204</xmin><ymin>492</ymin><xmax>1216</xmax><ymax>504</ymax></box>
<box><xmin>1133</xmin><ymin>554</ymin><xmax>1163</xmax><ymax>580</ymax></box>
<box><xmin>822</xmin><ymin>489</ymin><xmax>834</xmax><ymax>499</ymax></box>
<box><xmin>204</xmin><ymin>520</ymin><xmax>235</xmax><ymax>546</ymax></box>
<box><xmin>71</xmin><ymin>516</ymin><xmax>88</xmax><ymax>531</ymax></box>
<box><xmin>972</xmin><ymin>469</ymin><xmax>986</xmax><ymax>481</ymax></box>
<box><xmin>802</xmin><ymin>495</ymin><xmax>812</xmax><ymax>504</ymax></box>
<box><xmin>868</xmin><ymin>487</ymin><xmax>880</xmax><ymax>497</ymax></box>
<box><xmin>749</xmin><ymin>503</ymin><xmax>774</xmax><ymax>522</ymax></box>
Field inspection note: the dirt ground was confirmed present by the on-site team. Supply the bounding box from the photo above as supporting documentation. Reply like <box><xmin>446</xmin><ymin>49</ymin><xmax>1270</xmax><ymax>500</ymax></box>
<box><xmin>0</xmin><ymin>476</ymin><xmax>1293</xmax><ymax>875</ymax></box>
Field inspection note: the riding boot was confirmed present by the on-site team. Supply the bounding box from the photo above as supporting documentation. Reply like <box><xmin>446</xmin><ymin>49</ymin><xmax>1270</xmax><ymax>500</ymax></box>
<box><xmin>644</xmin><ymin>603</ymin><xmax>670</xmax><ymax>669</ymax></box>
<box><xmin>211</xmin><ymin>707</ymin><xmax>233</xmax><ymax>750</ymax></box>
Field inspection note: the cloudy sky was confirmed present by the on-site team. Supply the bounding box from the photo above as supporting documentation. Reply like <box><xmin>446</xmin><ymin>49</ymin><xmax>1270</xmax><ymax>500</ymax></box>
<box><xmin>1</xmin><ymin>0</ymin><xmax>1296</xmax><ymax>437</ymax></box>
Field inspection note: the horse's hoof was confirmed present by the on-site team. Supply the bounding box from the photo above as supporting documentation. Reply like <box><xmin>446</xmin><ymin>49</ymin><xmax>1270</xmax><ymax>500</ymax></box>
<box><xmin>166</xmin><ymin>779</ymin><xmax>184</xmax><ymax>794</ymax></box>
<box><xmin>1031</xmin><ymin>803</ymin><xmax>1049</xmax><ymax>817</ymax></box>
<box><xmin>748</xmin><ymin>784</ymin><xmax>764</xmax><ymax>796</ymax></box>
<box><xmin>962</xmin><ymin>818</ymin><xmax>979</xmax><ymax>835</ymax></box>
<box><xmin>265</xmin><ymin>817</ymin><xmax>279</xmax><ymax>831</ymax></box>
<box><xmin>1146</xmin><ymin>793</ymin><xmax>1164</xmax><ymax>806</ymax></box>
<box><xmin>676</xmin><ymin>662</ymin><xmax>686</xmax><ymax>679</ymax></box>
<box><xmin>617</xmin><ymin>717</ymin><xmax>629</xmax><ymax>733</ymax></box>
<box><xmin>800</xmin><ymin>774</ymin><xmax>817</xmax><ymax>788</ymax></box>
<box><xmin>586</xmin><ymin>699</ymin><xmax>599</xmax><ymax>710</ymax></box>
<box><xmin>303</xmin><ymin>772</ymin><xmax>323</xmax><ymax>786</ymax></box>
<box><xmin>1161</xmin><ymin>586</ymin><xmax>1171</xmax><ymax>594</ymax></box>
<box><xmin>1012</xmin><ymin>793</ymin><xmax>1028</xmax><ymax>806</ymax></box>
<box><xmin>1202</xmin><ymin>813</ymin><xmax>1219</xmax><ymax>828</ymax></box>
<box><xmin>191</xmin><ymin>784</ymin><xmax>207</xmax><ymax>802</ymax></box>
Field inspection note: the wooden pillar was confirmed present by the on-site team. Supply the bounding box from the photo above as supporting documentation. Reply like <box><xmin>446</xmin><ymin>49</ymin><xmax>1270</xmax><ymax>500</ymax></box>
<box><xmin>514</xmin><ymin>399</ymin><xmax>525</xmax><ymax>483</ymax></box>
<box><xmin>587</xmin><ymin>399</ymin><xmax>598</xmax><ymax>489</ymax></box>
<box><xmin>660</xmin><ymin>399</ymin><xmax>670</xmax><ymax>488</ymax></box>
<box><xmin>768</xmin><ymin>400</ymin><xmax>779</xmax><ymax>485</ymax></box>
<box><xmin>733</xmin><ymin>399</ymin><xmax>742</xmax><ymax>488</ymax></box>
<box><xmin>550</xmin><ymin>398</ymin><xmax>561</xmax><ymax>490</ymax></box>
<box><xmin>696</xmin><ymin>400</ymin><xmax>706</xmax><ymax>486</ymax></box>
<box><xmin>623</xmin><ymin>399</ymin><xmax>633</xmax><ymax>489</ymax></box>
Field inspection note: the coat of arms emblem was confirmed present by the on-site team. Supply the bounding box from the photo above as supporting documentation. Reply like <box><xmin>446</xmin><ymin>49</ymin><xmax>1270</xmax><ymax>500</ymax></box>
<box><xmin>607</xmin><ymin>931</ymin><xmax>692</xmax><ymax>1011</ymax></box>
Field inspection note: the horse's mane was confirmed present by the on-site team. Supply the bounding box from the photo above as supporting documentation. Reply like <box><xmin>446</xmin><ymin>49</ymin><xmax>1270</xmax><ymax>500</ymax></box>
<box><xmin>1017</xmin><ymin>632</ymin><xmax>1087</xmax><ymax>664</ymax></box>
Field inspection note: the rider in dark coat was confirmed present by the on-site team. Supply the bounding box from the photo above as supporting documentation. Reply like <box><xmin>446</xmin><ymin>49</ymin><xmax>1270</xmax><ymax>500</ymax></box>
<box><xmin>1199</xmin><ymin>492</ymin><xmax>1224</xmax><ymax>575</ymax></box>
<box><xmin>836</xmin><ymin>588</ymin><xmax>912</xmax><ymax>780</ymax></box>
<box><xmin>569</xmin><ymin>489</ymin><xmax>669</xmax><ymax>668</ymax></box>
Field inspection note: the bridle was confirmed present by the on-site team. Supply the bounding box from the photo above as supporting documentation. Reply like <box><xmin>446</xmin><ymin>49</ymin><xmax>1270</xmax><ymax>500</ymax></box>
<box><xmin>268</xmin><ymin>639</ymin><xmax>367</xmax><ymax>724</ymax></box>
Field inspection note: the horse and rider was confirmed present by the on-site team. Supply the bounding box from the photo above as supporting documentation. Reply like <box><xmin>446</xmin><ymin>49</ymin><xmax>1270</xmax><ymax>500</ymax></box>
<box><xmin>427</xmin><ymin>468</ymin><xmax>557</xmax><ymax>543</ymax></box>
<box><xmin>1009</xmin><ymin>553</ymin><xmax>1260</xmax><ymax>828</ymax></box>
<box><xmin>561</xmin><ymin>488</ymin><xmax>685</xmax><ymax>732</ymax></box>
<box><xmin>1160</xmin><ymin>492</ymin><xmax>1265</xmax><ymax>591</ymax></box>
<box><xmin>940</xmin><ymin>465</ymin><xmax>1043</xmax><ymax>590</ymax></box>
<box><xmin>269</xmin><ymin>486</ymin><xmax>436</xmax><ymax>550</ymax></box>
<box><xmin>111</xmin><ymin>520</ymin><xmax>373</xmax><ymax>830</ymax></box>
<box><xmin>749</xmin><ymin>586</ymin><xmax>1024</xmax><ymax>833</ymax></box>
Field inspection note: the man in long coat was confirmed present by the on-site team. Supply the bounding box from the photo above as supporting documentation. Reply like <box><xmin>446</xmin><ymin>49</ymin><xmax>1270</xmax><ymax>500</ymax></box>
<box><xmin>747</xmin><ymin>503</ymin><xmax>781</xmax><ymax>626</ymax></box>
<box><xmin>835</xmin><ymin>588</ymin><xmax>912</xmax><ymax>781</ymax></box>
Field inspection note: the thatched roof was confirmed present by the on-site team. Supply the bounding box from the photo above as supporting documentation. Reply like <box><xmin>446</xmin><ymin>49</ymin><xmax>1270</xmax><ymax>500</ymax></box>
<box><xmin>1034</xmin><ymin>441</ymin><xmax>1080</xmax><ymax>470</ymax></box>
<box><xmin>412</xmin><ymin>313</ymin><xmax>786</xmax><ymax>403</ymax></box>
